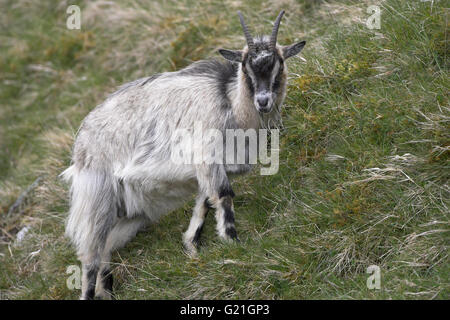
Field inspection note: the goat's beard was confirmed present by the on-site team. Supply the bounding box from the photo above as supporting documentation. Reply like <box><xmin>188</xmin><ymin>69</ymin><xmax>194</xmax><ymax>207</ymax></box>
<box><xmin>258</xmin><ymin>102</ymin><xmax>283</xmax><ymax>131</ymax></box>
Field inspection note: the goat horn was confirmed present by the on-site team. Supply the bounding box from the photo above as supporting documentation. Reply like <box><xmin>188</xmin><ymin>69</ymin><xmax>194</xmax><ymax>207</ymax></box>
<box><xmin>270</xmin><ymin>10</ymin><xmax>285</xmax><ymax>51</ymax></box>
<box><xmin>237</xmin><ymin>11</ymin><xmax>255</xmax><ymax>53</ymax></box>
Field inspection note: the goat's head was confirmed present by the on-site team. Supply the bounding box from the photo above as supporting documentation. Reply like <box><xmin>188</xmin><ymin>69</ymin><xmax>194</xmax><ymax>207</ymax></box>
<box><xmin>219</xmin><ymin>10</ymin><xmax>306</xmax><ymax>113</ymax></box>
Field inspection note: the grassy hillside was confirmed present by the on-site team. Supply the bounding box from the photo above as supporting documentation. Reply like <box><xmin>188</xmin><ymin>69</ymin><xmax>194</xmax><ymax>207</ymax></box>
<box><xmin>0</xmin><ymin>0</ymin><xmax>448</xmax><ymax>299</ymax></box>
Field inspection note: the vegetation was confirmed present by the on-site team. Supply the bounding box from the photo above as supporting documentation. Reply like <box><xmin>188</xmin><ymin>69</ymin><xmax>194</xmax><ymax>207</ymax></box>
<box><xmin>0</xmin><ymin>0</ymin><xmax>448</xmax><ymax>299</ymax></box>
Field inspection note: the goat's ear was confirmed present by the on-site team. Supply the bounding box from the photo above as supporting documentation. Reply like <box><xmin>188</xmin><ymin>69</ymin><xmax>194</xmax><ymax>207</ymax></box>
<box><xmin>282</xmin><ymin>41</ymin><xmax>306</xmax><ymax>59</ymax></box>
<box><xmin>218</xmin><ymin>49</ymin><xmax>243</xmax><ymax>62</ymax></box>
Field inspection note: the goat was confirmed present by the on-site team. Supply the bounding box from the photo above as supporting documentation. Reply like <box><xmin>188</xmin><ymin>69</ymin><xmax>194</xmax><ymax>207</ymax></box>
<box><xmin>62</xmin><ymin>10</ymin><xmax>305</xmax><ymax>299</ymax></box>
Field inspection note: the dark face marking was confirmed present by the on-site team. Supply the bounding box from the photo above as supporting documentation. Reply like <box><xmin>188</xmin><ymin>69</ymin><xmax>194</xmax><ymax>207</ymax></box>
<box><xmin>249</xmin><ymin>53</ymin><xmax>275</xmax><ymax>76</ymax></box>
<box><xmin>242</xmin><ymin>46</ymin><xmax>285</xmax><ymax>113</ymax></box>
<box><xmin>272</xmin><ymin>57</ymin><xmax>284</xmax><ymax>91</ymax></box>
<box><xmin>243</xmin><ymin>70</ymin><xmax>255</xmax><ymax>97</ymax></box>
<box><xmin>250</xmin><ymin>53</ymin><xmax>274</xmax><ymax>92</ymax></box>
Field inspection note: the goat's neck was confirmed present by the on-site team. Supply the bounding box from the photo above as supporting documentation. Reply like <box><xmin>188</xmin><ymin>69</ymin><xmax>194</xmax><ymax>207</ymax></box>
<box><xmin>229</xmin><ymin>69</ymin><xmax>260</xmax><ymax>130</ymax></box>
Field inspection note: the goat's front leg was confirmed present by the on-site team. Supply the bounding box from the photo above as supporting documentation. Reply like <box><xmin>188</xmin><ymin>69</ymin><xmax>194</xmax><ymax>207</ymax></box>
<box><xmin>212</xmin><ymin>186</ymin><xmax>238</xmax><ymax>241</ymax></box>
<box><xmin>196</xmin><ymin>164</ymin><xmax>239</xmax><ymax>243</ymax></box>
<box><xmin>183</xmin><ymin>193</ymin><xmax>210</xmax><ymax>257</ymax></box>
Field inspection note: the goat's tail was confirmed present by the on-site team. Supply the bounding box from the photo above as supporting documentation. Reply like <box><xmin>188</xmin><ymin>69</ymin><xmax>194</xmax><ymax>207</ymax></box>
<box><xmin>64</xmin><ymin>167</ymin><xmax>117</xmax><ymax>261</ymax></box>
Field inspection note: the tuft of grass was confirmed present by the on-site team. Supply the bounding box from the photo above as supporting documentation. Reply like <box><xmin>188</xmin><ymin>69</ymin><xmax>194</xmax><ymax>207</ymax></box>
<box><xmin>0</xmin><ymin>0</ymin><xmax>448</xmax><ymax>299</ymax></box>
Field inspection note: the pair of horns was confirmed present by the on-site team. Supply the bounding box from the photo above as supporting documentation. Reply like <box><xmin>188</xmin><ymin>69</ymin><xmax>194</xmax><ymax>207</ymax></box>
<box><xmin>237</xmin><ymin>10</ymin><xmax>285</xmax><ymax>52</ymax></box>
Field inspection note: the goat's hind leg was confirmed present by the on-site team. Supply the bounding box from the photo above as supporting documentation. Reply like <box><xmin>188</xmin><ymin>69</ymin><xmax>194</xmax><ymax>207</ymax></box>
<box><xmin>79</xmin><ymin>226</ymin><xmax>113</xmax><ymax>300</ymax></box>
<box><xmin>183</xmin><ymin>193</ymin><xmax>210</xmax><ymax>257</ymax></box>
<box><xmin>80</xmin><ymin>260</ymin><xmax>100</xmax><ymax>300</ymax></box>
<box><xmin>95</xmin><ymin>216</ymin><xmax>148</xmax><ymax>299</ymax></box>
<box><xmin>95</xmin><ymin>252</ymin><xmax>113</xmax><ymax>300</ymax></box>
<box><xmin>79</xmin><ymin>233</ymin><xmax>108</xmax><ymax>300</ymax></box>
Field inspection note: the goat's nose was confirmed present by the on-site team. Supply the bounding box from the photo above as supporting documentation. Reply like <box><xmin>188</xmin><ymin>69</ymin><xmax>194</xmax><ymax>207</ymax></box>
<box><xmin>257</xmin><ymin>96</ymin><xmax>269</xmax><ymax>107</ymax></box>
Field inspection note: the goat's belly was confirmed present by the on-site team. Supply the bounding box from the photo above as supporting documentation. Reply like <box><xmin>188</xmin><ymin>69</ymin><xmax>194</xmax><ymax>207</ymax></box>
<box><xmin>123</xmin><ymin>179</ymin><xmax>197</xmax><ymax>222</ymax></box>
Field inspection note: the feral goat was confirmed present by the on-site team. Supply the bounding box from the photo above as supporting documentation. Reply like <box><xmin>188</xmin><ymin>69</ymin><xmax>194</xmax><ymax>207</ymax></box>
<box><xmin>62</xmin><ymin>10</ymin><xmax>305</xmax><ymax>299</ymax></box>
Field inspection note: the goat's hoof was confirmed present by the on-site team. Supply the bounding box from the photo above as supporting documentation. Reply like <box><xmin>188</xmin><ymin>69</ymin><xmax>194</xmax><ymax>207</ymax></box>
<box><xmin>220</xmin><ymin>235</ymin><xmax>240</xmax><ymax>243</ymax></box>
<box><xmin>94</xmin><ymin>289</ymin><xmax>114</xmax><ymax>300</ymax></box>
<box><xmin>183</xmin><ymin>242</ymin><xmax>198</xmax><ymax>258</ymax></box>
<box><xmin>230</xmin><ymin>236</ymin><xmax>240</xmax><ymax>243</ymax></box>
